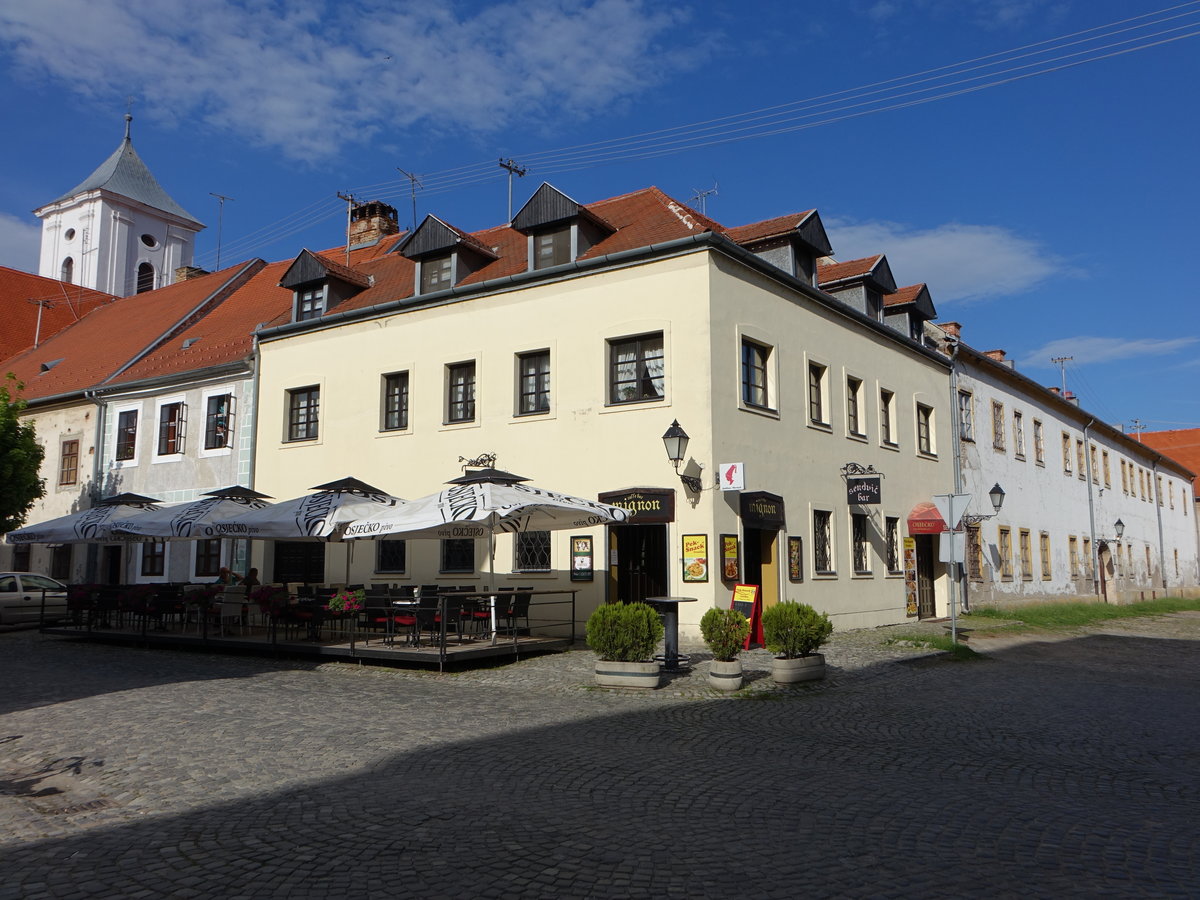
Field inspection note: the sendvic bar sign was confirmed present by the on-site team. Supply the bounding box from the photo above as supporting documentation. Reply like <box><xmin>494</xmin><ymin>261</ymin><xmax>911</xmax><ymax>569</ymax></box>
<box><xmin>846</xmin><ymin>476</ymin><xmax>881</xmax><ymax>505</ymax></box>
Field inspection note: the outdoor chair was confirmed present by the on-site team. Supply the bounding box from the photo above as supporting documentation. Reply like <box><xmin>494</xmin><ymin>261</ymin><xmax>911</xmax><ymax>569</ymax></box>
<box><xmin>217</xmin><ymin>598</ymin><xmax>244</xmax><ymax>636</ymax></box>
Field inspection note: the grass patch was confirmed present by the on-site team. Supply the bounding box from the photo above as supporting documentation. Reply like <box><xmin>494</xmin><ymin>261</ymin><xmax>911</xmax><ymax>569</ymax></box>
<box><xmin>967</xmin><ymin>596</ymin><xmax>1200</xmax><ymax>629</ymax></box>
<box><xmin>884</xmin><ymin>633</ymin><xmax>981</xmax><ymax>660</ymax></box>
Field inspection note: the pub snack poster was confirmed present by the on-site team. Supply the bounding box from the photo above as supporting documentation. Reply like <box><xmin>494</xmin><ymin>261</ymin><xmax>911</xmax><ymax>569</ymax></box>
<box><xmin>721</xmin><ymin>534</ymin><xmax>740</xmax><ymax>581</ymax></box>
<box><xmin>903</xmin><ymin>536</ymin><xmax>918</xmax><ymax>617</ymax></box>
<box><xmin>570</xmin><ymin>535</ymin><xmax>594</xmax><ymax>582</ymax></box>
<box><xmin>682</xmin><ymin>534</ymin><xmax>708</xmax><ymax>583</ymax></box>
<box><xmin>787</xmin><ymin>535</ymin><xmax>804</xmax><ymax>583</ymax></box>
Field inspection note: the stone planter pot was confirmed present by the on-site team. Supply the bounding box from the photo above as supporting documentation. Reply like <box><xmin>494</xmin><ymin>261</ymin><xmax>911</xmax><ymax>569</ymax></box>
<box><xmin>707</xmin><ymin>659</ymin><xmax>744</xmax><ymax>691</ymax></box>
<box><xmin>594</xmin><ymin>660</ymin><xmax>662</xmax><ymax>689</ymax></box>
<box><xmin>771</xmin><ymin>653</ymin><xmax>826</xmax><ymax>684</ymax></box>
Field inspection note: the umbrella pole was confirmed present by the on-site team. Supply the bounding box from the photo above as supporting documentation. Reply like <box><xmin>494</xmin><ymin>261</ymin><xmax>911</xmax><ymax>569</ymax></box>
<box><xmin>490</xmin><ymin>530</ymin><xmax>498</xmax><ymax>646</ymax></box>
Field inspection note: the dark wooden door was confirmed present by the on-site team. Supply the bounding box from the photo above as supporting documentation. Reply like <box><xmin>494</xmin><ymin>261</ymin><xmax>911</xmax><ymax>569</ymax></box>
<box><xmin>915</xmin><ymin>535</ymin><xmax>936</xmax><ymax>619</ymax></box>
<box><xmin>609</xmin><ymin>525</ymin><xmax>667</xmax><ymax>603</ymax></box>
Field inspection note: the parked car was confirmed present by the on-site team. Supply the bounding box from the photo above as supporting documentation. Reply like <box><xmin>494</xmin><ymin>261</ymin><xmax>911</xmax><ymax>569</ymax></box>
<box><xmin>0</xmin><ymin>573</ymin><xmax>68</xmax><ymax>624</ymax></box>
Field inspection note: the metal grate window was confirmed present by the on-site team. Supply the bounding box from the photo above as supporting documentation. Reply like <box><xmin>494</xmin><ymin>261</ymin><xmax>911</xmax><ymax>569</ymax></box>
<box><xmin>376</xmin><ymin>539</ymin><xmax>406</xmax><ymax>574</ymax></box>
<box><xmin>852</xmin><ymin>513</ymin><xmax>870</xmax><ymax>573</ymax></box>
<box><xmin>885</xmin><ymin>517</ymin><xmax>900</xmax><ymax>573</ymax></box>
<box><xmin>440</xmin><ymin>538</ymin><xmax>475</xmax><ymax>573</ymax></box>
<box><xmin>516</xmin><ymin>531</ymin><xmax>552</xmax><ymax>572</ymax></box>
<box><xmin>813</xmin><ymin>510</ymin><xmax>833</xmax><ymax>574</ymax></box>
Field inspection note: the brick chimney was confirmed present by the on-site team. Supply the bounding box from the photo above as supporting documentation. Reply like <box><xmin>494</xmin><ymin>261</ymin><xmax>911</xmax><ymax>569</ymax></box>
<box><xmin>983</xmin><ymin>349</ymin><xmax>1006</xmax><ymax>362</ymax></box>
<box><xmin>349</xmin><ymin>201</ymin><xmax>400</xmax><ymax>247</ymax></box>
<box><xmin>939</xmin><ymin>321</ymin><xmax>962</xmax><ymax>338</ymax></box>
<box><xmin>175</xmin><ymin>265</ymin><xmax>209</xmax><ymax>282</ymax></box>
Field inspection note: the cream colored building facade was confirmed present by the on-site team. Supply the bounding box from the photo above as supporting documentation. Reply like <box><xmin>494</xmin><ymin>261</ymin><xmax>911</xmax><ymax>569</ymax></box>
<box><xmin>253</xmin><ymin>210</ymin><xmax>955</xmax><ymax>636</ymax></box>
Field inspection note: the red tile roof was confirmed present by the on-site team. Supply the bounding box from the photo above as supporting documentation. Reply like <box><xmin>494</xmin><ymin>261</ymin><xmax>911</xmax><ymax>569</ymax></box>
<box><xmin>1</xmin><ymin>262</ymin><xmax>261</xmax><ymax>401</ymax></box>
<box><xmin>884</xmin><ymin>284</ymin><xmax>927</xmax><ymax>307</ymax></box>
<box><xmin>725</xmin><ymin>211</ymin><xmax>817</xmax><ymax>245</ymax></box>
<box><xmin>818</xmin><ymin>255</ymin><xmax>884</xmax><ymax>285</ymax></box>
<box><xmin>1138</xmin><ymin>428</ymin><xmax>1200</xmax><ymax>491</ymax></box>
<box><xmin>0</xmin><ymin>267</ymin><xmax>116</xmax><ymax>360</ymax></box>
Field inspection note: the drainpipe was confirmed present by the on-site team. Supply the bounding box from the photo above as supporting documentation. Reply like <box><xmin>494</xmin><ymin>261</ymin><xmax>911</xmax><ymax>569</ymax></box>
<box><xmin>1083</xmin><ymin>419</ymin><xmax>1100</xmax><ymax>600</ymax></box>
<box><xmin>246</xmin><ymin>334</ymin><xmax>263</xmax><ymax>574</ymax></box>
<box><xmin>947</xmin><ymin>338</ymin><xmax>966</xmax><ymax>616</ymax></box>
<box><xmin>82</xmin><ymin>388</ymin><xmax>108</xmax><ymax>583</ymax></box>
<box><xmin>1152</xmin><ymin>460</ymin><xmax>1167</xmax><ymax>591</ymax></box>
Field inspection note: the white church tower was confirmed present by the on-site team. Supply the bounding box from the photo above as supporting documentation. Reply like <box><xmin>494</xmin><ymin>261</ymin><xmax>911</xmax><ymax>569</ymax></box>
<box><xmin>34</xmin><ymin>115</ymin><xmax>204</xmax><ymax>297</ymax></box>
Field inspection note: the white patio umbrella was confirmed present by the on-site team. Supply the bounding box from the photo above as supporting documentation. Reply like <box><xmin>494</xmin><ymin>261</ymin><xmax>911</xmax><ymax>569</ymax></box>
<box><xmin>112</xmin><ymin>486</ymin><xmax>274</xmax><ymax>540</ymax></box>
<box><xmin>343</xmin><ymin>468</ymin><xmax>630</xmax><ymax>641</ymax></box>
<box><xmin>6</xmin><ymin>493</ymin><xmax>161</xmax><ymax>545</ymax></box>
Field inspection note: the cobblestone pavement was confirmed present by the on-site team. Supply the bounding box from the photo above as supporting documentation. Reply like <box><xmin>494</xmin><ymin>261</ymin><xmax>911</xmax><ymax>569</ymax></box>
<box><xmin>1</xmin><ymin>613</ymin><xmax>1197</xmax><ymax>898</ymax></box>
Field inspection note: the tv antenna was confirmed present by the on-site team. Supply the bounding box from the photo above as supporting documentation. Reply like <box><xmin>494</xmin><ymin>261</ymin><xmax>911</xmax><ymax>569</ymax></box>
<box><xmin>689</xmin><ymin>182</ymin><xmax>718</xmax><ymax>215</ymax></box>
<box><xmin>209</xmin><ymin>192</ymin><xmax>235</xmax><ymax>270</ymax></box>
<box><xmin>498</xmin><ymin>158</ymin><xmax>528</xmax><ymax>223</ymax></box>
<box><xmin>336</xmin><ymin>191</ymin><xmax>360</xmax><ymax>265</ymax></box>
<box><xmin>396</xmin><ymin>167</ymin><xmax>423</xmax><ymax>231</ymax></box>
<box><xmin>1050</xmin><ymin>355</ymin><xmax>1073</xmax><ymax>394</ymax></box>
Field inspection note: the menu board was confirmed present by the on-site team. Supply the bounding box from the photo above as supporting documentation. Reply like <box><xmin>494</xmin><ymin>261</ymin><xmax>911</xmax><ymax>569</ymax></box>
<box><xmin>903</xmin><ymin>536</ymin><xmax>918</xmax><ymax>617</ymax></box>
<box><xmin>682</xmin><ymin>534</ymin><xmax>708</xmax><ymax>583</ymax></box>
<box><xmin>731</xmin><ymin>584</ymin><xmax>762</xmax><ymax>649</ymax></box>
<box><xmin>571</xmin><ymin>535</ymin><xmax>594</xmax><ymax>582</ymax></box>
<box><xmin>721</xmin><ymin>534</ymin><xmax>740</xmax><ymax>581</ymax></box>
<box><xmin>787</xmin><ymin>535</ymin><xmax>804</xmax><ymax>583</ymax></box>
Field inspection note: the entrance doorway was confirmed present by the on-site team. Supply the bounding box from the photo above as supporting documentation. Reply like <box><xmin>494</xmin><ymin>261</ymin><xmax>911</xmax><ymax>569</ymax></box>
<box><xmin>914</xmin><ymin>535</ymin><xmax>936</xmax><ymax>619</ymax></box>
<box><xmin>743</xmin><ymin>527</ymin><xmax>780</xmax><ymax>609</ymax></box>
<box><xmin>608</xmin><ymin>524</ymin><xmax>667</xmax><ymax>603</ymax></box>
<box><xmin>102</xmin><ymin>545</ymin><xmax>122</xmax><ymax>585</ymax></box>
<box><xmin>1098</xmin><ymin>542</ymin><xmax>1113</xmax><ymax>601</ymax></box>
<box><xmin>274</xmin><ymin>542</ymin><xmax>326</xmax><ymax>585</ymax></box>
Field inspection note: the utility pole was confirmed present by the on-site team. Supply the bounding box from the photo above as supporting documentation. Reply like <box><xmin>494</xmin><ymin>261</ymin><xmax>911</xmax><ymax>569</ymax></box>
<box><xmin>396</xmin><ymin>168</ymin><xmax>423</xmax><ymax>232</ymax></box>
<box><xmin>689</xmin><ymin>182</ymin><xmax>718</xmax><ymax>215</ymax></box>
<box><xmin>336</xmin><ymin>192</ymin><xmax>359</xmax><ymax>266</ymax></box>
<box><xmin>498</xmin><ymin>158</ymin><xmax>528</xmax><ymax>223</ymax></box>
<box><xmin>209</xmin><ymin>192</ymin><xmax>235</xmax><ymax>270</ymax></box>
<box><xmin>1050</xmin><ymin>355</ymin><xmax>1073</xmax><ymax>394</ymax></box>
<box><xmin>1129</xmin><ymin>418</ymin><xmax>1144</xmax><ymax>442</ymax></box>
<box><xmin>25</xmin><ymin>298</ymin><xmax>54</xmax><ymax>348</ymax></box>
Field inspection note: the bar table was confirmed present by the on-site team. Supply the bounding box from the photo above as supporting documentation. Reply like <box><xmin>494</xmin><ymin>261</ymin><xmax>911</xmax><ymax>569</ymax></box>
<box><xmin>644</xmin><ymin>596</ymin><xmax>697</xmax><ymax>671</ymax></box>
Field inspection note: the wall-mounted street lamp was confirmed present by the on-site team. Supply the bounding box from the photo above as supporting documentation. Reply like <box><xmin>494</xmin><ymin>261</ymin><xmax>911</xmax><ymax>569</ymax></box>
<box><xmin>1114</xmin><ymin>518</ymin><xmax>1125</xmax><ymax>540</ymax></box>
<box><xmin>961</xmin><ymin>483</ymin><xmax>1006</xmax><ymax>526</ymax></box>
<box><xmin>662</xmin><ymin>420</ymin><xmax>704</xmax><ymax>493</ymax></box>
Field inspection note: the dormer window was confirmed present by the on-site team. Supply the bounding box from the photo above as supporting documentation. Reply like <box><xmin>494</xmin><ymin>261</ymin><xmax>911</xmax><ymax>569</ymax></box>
<box><xmin>534</xmin><ymin>225</ymin><xmax>572</xmax><ymax>270</ymax></box>
<box><xmin>420</xmin><ymin>255</ymin><xmax>453</xmax><ymax>293</ymax></box>
<box><xmin>297</xmin><ymin>285</ymin><xmax>326</xmax><ymax>321</ymax></box>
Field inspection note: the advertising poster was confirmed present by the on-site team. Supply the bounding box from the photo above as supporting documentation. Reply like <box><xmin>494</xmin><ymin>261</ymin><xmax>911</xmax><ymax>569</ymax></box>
<box><xmin>682</xmin><ymin>534</ymin><xmax>708</xmax><ymax>583</ymax></box>
<box><xmin>721</xmin><ymin>534</ymin><xmax>740</xmax><ymax>581</ymax></box>
<box><xmin>787</xmin><ymin>535</ymin><xmax>804</xmax><ymax>583</ymax></box>
<box><xmin>570</xmin><ymin>535</ymin><xmax>593</xmax><ymax>582</ymax></box>
<box><xmin>903</xmin><ymin>536</ymin><xmax>918</xmax><ymax>617</ymax></box>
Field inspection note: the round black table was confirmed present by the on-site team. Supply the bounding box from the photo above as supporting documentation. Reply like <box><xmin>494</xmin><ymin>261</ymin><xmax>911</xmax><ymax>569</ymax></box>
<box><xmin>645</xmin><ymin>596</ymin><xmax>697</xmax><ymax>671</ymax></box>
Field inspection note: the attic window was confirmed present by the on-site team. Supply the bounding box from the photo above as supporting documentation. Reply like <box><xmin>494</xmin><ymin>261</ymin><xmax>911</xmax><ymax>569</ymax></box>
<box><xmin>140</xmin><ymin>234</ymin><xmax>158</xmax><ymax>248</ymax></box>
<box><xmin>183</xmin><ymin>337</ymin><xmax>201</xmax><ymax>349</ymax></box>
<box><xmin>533</xmin><ymin>224</ymin><xmax>572</xmax><ymax>270</ymax></box>
<box><xmin>420</xmin><ymin>255</ymin><xmax>453</xmax><ymax>293</ymax></box>
<box><xmin>39</xmin><ymin>358</ymin><xmax>64</xmax><ymax>373</ymax></box>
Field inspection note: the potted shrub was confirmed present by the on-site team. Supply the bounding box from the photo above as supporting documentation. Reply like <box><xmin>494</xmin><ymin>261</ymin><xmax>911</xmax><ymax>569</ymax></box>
<box><xmin>586</xmin><ymin>601</ymin><xmax>665</xmax><ymax>689</ymax></box>
<box><xmin>700</xmin><ymin>607</ymin><xmax>750</xmax><ymax>691</ymax></box>
<box><xmin>761</xmin><ymin>601</ymin><xmax>832</xmax><ymax>683</ymax></box>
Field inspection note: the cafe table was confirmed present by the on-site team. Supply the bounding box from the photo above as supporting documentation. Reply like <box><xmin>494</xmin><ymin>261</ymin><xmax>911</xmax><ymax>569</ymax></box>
<box><xmin>644</xmin><ymin>596</ymin><xmax>697</xmax><ymax>671</ymax></box>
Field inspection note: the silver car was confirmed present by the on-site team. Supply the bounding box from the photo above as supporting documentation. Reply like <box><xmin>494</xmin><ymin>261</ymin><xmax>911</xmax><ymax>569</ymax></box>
<box><xmin>0</xmin><ymin>573</ymin><xmax>69</xmax><ymax>624</ymax></box>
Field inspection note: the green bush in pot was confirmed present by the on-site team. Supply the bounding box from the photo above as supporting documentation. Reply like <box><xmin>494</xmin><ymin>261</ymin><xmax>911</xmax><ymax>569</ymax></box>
<box><xmin>761</xmin><ymin>601</ymin><xmax>832</xmax><ymax>659</ymax></box>
<box><xmin>586</xmin><ymin>601</ymin><xmax>664</xmax><ymax>661</ymax></box>
<box><xmin>699</xmin><ymin>607</ymin><xmax>750</xmax><ymax>662</ymax></box>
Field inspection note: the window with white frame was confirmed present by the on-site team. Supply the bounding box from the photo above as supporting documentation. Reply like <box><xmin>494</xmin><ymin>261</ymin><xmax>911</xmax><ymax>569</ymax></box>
<box><xmin>141</xmin><ymin>541</ymin><xmax>166</xmax><ymax>577</ymax></box>
<box><xmin>296</xmin><ymin>285</ymin><xmax>326</xmax><ymax>321</ymax></box>
<box><xmin>808</xmin><ymin>362</ymin><xmax>827</xmax><ymax>426</ymax></box>
<box><xmin>115</xmin><ymin>408</ymin><xmax>139</xmax><ymax>462</ymax></box>
<box><xmin>382</xmin><ymin>372</ymin><xmax>409</xmax><ymax>431</ymax></box>
<box><xmin>1013</xmin><ymin>411</ymin><xmax>1025</xmax><ymax>459</ymax></box>
<box><xmin>846</xmin><ymin>376</ymin><xmax>864</xmax><ymax>436</ymax></box>
<box><xmin>1076</xmin><ymin>439</ymin><xmax>1085</xmax><ymax>480</ymax></box>
<box><xmin>195</xmin><ymin>539</ymin><xmax>222</xmax><ymax>578</ymax></box>
<box><xmin>880</xmin><ymin>389</ymin><xmax>896</xmax><ymax>446</ymax></box>
<box><xmin>1040</xmin><ymin>532</ymin><xmax>1051</xmax><ymax>579</ymax></box>
<box><xmin>446</xmin><ymin>362</ymin><xmax>476</xmax><ymax>423</ymax></box>
<box><xmin>204</xmin><ymin>393</ymin><xmax>233</xmax><ymax>450</ymax></box>
<box><xmin>157</xmin><ymin>401</ymin><xmax>185</xmax><ymax>456</ymax></box>
<box><xmin>958</xmin><ymin>390</ymin><xmax>974</xmax><ymax>441</ymax></box>
<box><xmin>916</xmin><ymin>403</ymin><xmax>934</xmax><ymax>455</ymax></box>
<box><xmin>1062</xmin><ymin>433</ymin><xmax>1073</xmax><ymax>475</ymax></box>
<box><xmin>1102</xmin><ymin>450</ymin><xmax>1111</xmax><ymax>488</ymax></box>
<box><xmin>1033</xmin><ymin>419</ymin><xmax>1045</xmax><ymax>465</ymax></box>
<box><xmin>517</xmin><ymin>350</ymin><xmax>551</xmax><ymax>415</ymax></box>
<box><xmin>813</xmin><ymin>510</ymin><xmax>834</xmax><ymax>574</ymax></box>
<box><xmin>609</xmin><ymin>333</ymin><xmax>664</xmax><ymax>404</ymax></box>
<box><xmin>741</xmin><ymin>339</ymin><xmax>771</xmax><ymax>410</ymax></box>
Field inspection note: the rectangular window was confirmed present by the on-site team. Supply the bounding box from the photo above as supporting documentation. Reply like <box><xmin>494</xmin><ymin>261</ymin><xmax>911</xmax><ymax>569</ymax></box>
<box><xmin>157</xmin><ymin>402</ymin><xmax>184</xmax><ymax>455</ymax></box>
<box><xmin>916</xmin><ymin>403</ymin><xmax>934</xmax><ymax>455</ymax></box>
<box><xmin>1013</xmin><ymin>411</ymin><xmax>1025</xmax><ymax>459</ymax></box>
<box><xmin>1019</xmin><ymin>529</ymin><xmax>1032</xmax><ymax>580</ymax></box>
<box><xmin>813</xmin><ymin>510</ymin><xmax>833</xmax><ymax>575</ymax></box>
<box><xmin>516</xmin><ymin>531</ymin><xmax>552</xmax><ymax>572</ymax></box>
<box><xmin>846</xmin><ymin>376</ymin><xmax>863</xmax><ymax>436</ymax></box>
<box><xmin>609</xmin><ymin>333</ymin><xmax>664</xmax><ymax>404</ymax></box>
<box><xmin>741</xmin><ymin>339</ymin><xmax>771</xmax><ymax>410</ymax></box>
<box><xmin>1169</xmin><ymin>481</ymin><xmax>1175</xmax><ymax>509</ymax></box>
<box><xmin>1145</xmin><ymin>545</ymin><xmax>1152</xmax><ymax>575</ymax></box>
<box><xmin>1090</xmin><ymin>444</ymin><xmax>1099</xmax><ymax>484</ymax></box>
<box><xmin>998</xmin><ymin>526</ymin><xmax>1013</xmax><ymax>580</ymax></box>
<box><xmin>116</xmin><ymin>409</ymin><xmax>138</xmax><ymax>461</ymax></box>
<box><xmin>1069</xmin><ymin>536</ymin><xmax>1079</xmax><ymax>577</ymax></box>
<box><xmin>1082</xmin><ymin>538</ymin><xmax>1092</xmax><ymax>576</ymax></box>
<box><xmin>880</xmin><ymin>389</ymin><xmax>895</xmax><ymax>445</ymax></box>
<box><xmin>1102</xmin><ymin>450</ymin><xmax>1111</xmax><ymax>488</ymax></box>
<box><xmin>205</xmin><ymin>394</ymin><xmax>233</xmax><ymax>449</ymax></box>
<box><xmin>141</xmin><ymin>540</ymin><xmax>165</xmax><ymax>577</ymax></box>
<box><xmin>991</xmin><ymin>401</ymin><xmax>1005</xmax><ymax>451</ymax></box>
<box><xmin>1156</xmin><ymin>475</ymin><xmax>1163</xmax><ymax>505</ymax></box>
<box><xmin>382</xmin><ymin>372</ymin><xmax>410</xmax><ymax>431</ymax></box>
<box><xmin>851</xmin><ymin>513</ymin><xmax>870</xmax><ymax>574</ymax></box>
<box><xmin>1033</xmin><ymin>419</ymin><xmax>1045</xmax><ymax>464</ymax></box>
<box><xmin>518</xmin><ymin>351</ymin><xmax>551</xmax><ymax>415</ymax></box>
<box><xmin>296</xmin><ymin>286</ymin><xmax>326</xmax><ymax>321</ymax></box>
<box><xmin>958</xmin><ymin>390</ymin><xmax>974</xmax><ymax>441</ymax></box>
<box><xmin>808</xmin><ymin>363</ymin><xmax>827</xmax><ymax>425</ymax></box>
<box><xmin>885</xmin><ymin>517</ymin><xmax>900</xmax><ymax>573</ymax></box>
<box><xmin>50</xmin><ymin>545</ymin><xmax>72</xmax><ymax>581</ymax></box>
<box><xmin>420</xmin><ymin>255</ymin><xmax>452</xmax><ymax>293</ymax></box>
<box><xmin>195</xmin><ymin>538</ymin><xmax>221</xmax><ymax>578</ymax></box>
<box><xmin>447</xmin><ymin>362</ymin><xmax>476</xmax><ymax>423</ymax></box>
<box><xmin>375</xmin><ymin>539</ymin><xmax>406</xmax><ymax>574</ymax></box>
<box><xmin>533</xmin><ymin>225</ymin><xmax>572</xmax><ymax>270</ymax></box>
<box><xmin>1062</xmin><ymin>433</ymin><xmax>1072</xmax><ymax>475</ymax></box>
<box><xmin>1039</xmin><ymin>532</ymin><xmax>1051</xmax><ymax>579</ymax></box>
<box><xmin>59</xmin><ymin>439</ymin><xmax>79</xmax><ymax>486</ymax></box>
<box><xmin>286</xmin><ymin>386</ymin><xmax>320</xmax><ymax>441</ymax></box>
<box><xmin>1076</xmin><ymin>440</ymin><xmax>1085</xmax><ymax>480</ymax></box>
<box><xmin>440</xmin><ymin>538</ymin><xmax>475</xmax><ymax>573</ymax></box>
<box><xmin>967</xmin><ymin>526</ymin><xmax>983</xmax><ymax>581</ymax></box>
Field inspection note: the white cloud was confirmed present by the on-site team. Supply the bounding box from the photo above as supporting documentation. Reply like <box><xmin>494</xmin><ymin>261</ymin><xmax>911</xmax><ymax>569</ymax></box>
<box><xmin>0</xmin><ymin>0</ymin><xmax>694</xmax><ymax>163</ymax></box>
<box><xmin>0</xmin><ymin>213</ymin><xmax>41</xmax><ymax>273</ymax></box>
<box><xmin>826</xmin><ymin>218</ymin><xmax>1069</xmax><ymax>303</ymax></box>
<box><xmin>1017</xmin><ymin>336</ymin><xmax>1199</xmax><ymax>369</ymax></box>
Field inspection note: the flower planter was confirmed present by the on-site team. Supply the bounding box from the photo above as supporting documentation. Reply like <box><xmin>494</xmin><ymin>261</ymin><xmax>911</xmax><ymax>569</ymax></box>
<box><xmin>771</xmin><ymin>653</ymin><xmax>826</xmax><ymax>684</ymax></box>
<box><xmin>707</xmin><ymin>659</ymin><xmax>744</xmax><ymax>691</ymax></box>
<box><xmin>594</xmin><ymin>660</ymin><xmax>662</xmax><ymax>689</ymax></box>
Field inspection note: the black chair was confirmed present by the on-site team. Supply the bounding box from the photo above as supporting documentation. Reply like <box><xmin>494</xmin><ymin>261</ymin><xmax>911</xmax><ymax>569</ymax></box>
<box><xmin>509</xmin><ymin>588</ymin><xmax>534</xmax><ymax>636</ymax></box>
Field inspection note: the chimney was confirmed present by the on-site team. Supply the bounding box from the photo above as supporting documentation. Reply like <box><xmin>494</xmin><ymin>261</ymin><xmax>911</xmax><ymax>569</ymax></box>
<box><xmin>349</xmin><ymin>201</ymin><xmax>400</xmax><ymax>247</ymax></box>
<box><xmin>1049</xmin><ymin>386</ymin><xmax>1062</xmax><ymax>395</ymax></box>
<box><xmin>175</xmin><ymin>265</ymin><xmax>209</xmax><ymax>282</ymax></box>
<box><xmin>983</xmin><ymin>349</ymin><xmax>1006</xmax><ymax>362</ymax></box>
<box><xmin>939</xmin><ymin>321</ymin><xmax>962</xmax><ymax>338</ymax></box>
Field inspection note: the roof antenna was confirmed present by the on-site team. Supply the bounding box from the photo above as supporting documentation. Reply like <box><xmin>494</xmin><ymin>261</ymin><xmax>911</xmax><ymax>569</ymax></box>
<box><xmin>498</xmin><ymin>158</ymin><xmax>528</xmax><ymax>224</ymax></box>
<box><xmin>396</xmin><ymin>167</ymin><xmax>423</xmax><ymax>232</ymax></box>
<box><xmin>337</xmin><ymin>192</ymin><xmax>359</xmax><ymax>266</ymax></box>
<box><xmin>124</xmin><ymin>95</ymin><xmax>134</xmax><ymax>140</ymax></box>
<box><xmin>1051</xmin><ymin>355</ymin><xmax>1073</xmax><ymax>394</ymax></box>
<box><xmin>689</xmin><ymin>181</ymin><xmax>718</xmax><ymax>215</ymax></box>
<box><xmin>209</xmin><ymin>192</ymin><xmax>235</xmax><ymax>270</ymax></box>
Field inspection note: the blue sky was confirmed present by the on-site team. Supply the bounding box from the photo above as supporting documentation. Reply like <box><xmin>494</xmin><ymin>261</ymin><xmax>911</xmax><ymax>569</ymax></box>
<box><xmin>0</xmin><ymin>0</ymin><xmax>1196</xmax><ymax>432</ymax></box>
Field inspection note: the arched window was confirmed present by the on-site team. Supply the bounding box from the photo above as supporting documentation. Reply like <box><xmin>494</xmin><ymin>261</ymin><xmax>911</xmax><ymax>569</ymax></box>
<box><xmin>136</xmin><ymin>262</ymin><xmax>155</xmax><ymax>294</ymax></box>
<box><xmin>61</xmin><ymin>257</ymin><xmax>74</xmax><ymax>283</ymax></box>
